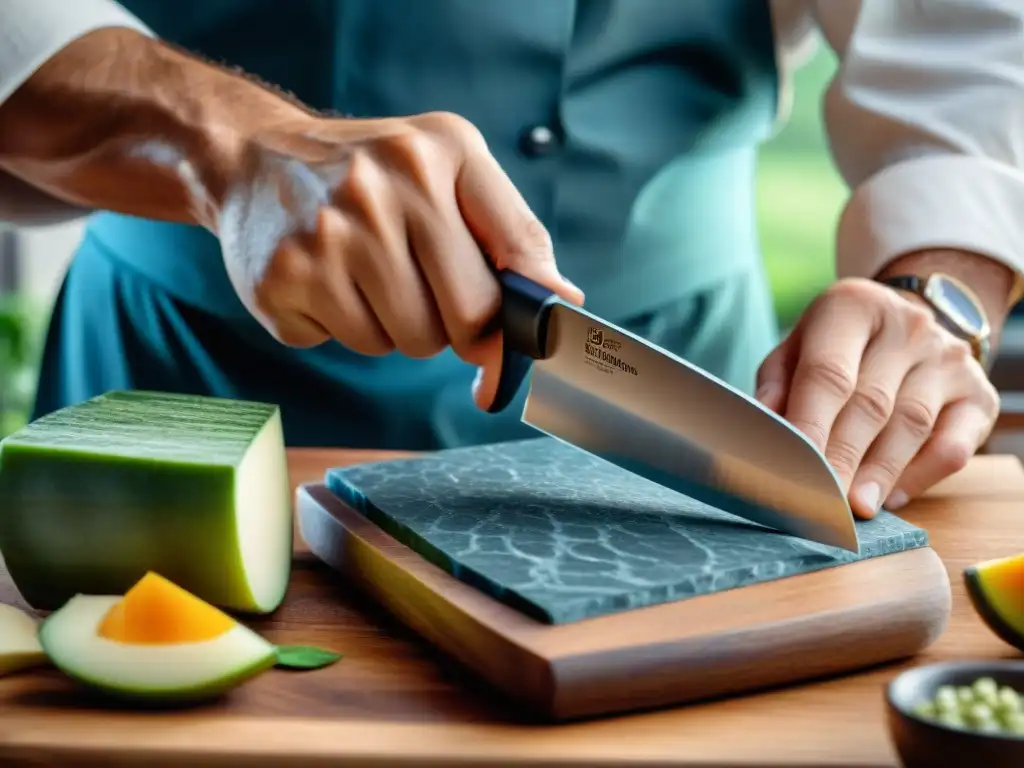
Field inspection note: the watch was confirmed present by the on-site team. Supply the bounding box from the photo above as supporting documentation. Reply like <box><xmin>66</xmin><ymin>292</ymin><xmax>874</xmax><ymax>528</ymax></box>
<box><xmin>877</xmin><ymin>273</ymin><xmax>992</xmax><ymax>369</ymax></box>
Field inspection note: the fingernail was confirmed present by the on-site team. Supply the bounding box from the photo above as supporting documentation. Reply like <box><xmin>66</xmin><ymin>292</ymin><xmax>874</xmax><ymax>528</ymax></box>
<box><xmin>886</xmin><ymin>490</ymin><xmax>909</xmax><ymax>511</ymax></box>
<box><xmin>471</xmin><ymin>367</ymin><xmax>484</xmax><ymax>396</ymax></box>
<box><xmin>565</xmin><ymin>280</ymin><xmax>585</xmax><ymax>303</ymax></box>
<box><xmin>854</xmin><ymin>482</ymin><xmax>882</xmax><ymax>517</ymax></box>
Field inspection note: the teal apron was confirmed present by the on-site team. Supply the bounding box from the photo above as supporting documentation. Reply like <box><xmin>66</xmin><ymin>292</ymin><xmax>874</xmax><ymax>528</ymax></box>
<box><xmin>32</xmin><ymin>0</ymin><xmax>781</xmax><ymax>449</ymax></box>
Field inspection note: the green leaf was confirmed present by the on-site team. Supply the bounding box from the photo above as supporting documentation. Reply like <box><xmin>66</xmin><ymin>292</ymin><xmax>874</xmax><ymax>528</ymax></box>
<box><xmin>274</xmin><ymin>645</ymin><xmax>343</xmax><ymax>671</ymax></box>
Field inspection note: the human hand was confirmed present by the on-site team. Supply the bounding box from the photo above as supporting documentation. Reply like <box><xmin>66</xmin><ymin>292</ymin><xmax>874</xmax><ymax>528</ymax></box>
<box><xmin>754</xmin><ymin>278</ymin><xmax>999</xmax><ymax>519</ymax></box>
<box><xmin>215</xmin><ymin>111</ymin><xmax>583</xmax><ymax>409</ymax></box>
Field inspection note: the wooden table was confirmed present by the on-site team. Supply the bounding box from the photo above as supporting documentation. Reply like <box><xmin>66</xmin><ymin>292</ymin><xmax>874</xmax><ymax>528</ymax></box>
<box><xmin>2</xmin><ymin>449</ymin><xmax>1023</xmax><ymax>767</ymax></box>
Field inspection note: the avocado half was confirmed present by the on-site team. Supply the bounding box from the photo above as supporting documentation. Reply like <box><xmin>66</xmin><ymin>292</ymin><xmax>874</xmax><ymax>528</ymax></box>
<box><xmin>963</xmin><ymin>552</ymin><xmax>1024</xmax><ymax>653</ymax></box>
<box><xmin>39</xmin><ymin>593</ymin><xmax>278</xmax><ymax>703</ymax></box>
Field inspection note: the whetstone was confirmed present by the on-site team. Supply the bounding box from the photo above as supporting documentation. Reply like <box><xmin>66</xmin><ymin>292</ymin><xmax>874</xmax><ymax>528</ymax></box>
<box><xmin>298</xmin><ymin>481</ymin><xmax>951</xmax><ymax>721</ymax></box>
<box><xmin>325</xmin><ymin>437</ymin><xmax>929</xmax><ymax>624</ymax></box>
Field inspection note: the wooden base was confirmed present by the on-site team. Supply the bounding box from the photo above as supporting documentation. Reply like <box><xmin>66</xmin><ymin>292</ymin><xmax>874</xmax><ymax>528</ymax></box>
<box><xmin>297</xmin><ymin>483</ymin><xmax>953</xmax><ymax>722</ymax></box>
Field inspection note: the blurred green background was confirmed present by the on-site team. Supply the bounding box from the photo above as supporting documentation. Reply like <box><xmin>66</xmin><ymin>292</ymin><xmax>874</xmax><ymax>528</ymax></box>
<box><xmin>0</xmin><ymin>48</ymin><xmax>844</xmax><ymax>438</ymax></box>
<box><xmin>758</xmin><ymin>48</ymin><xmax>844</xmax><ymax>325</ymax></box>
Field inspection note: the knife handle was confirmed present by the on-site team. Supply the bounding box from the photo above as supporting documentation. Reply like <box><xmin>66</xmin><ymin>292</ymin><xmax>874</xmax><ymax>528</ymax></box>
<box><xmin>486</xmin><ymin>269</ymin><xmax>560</xmax><ymax>414</ymax></box>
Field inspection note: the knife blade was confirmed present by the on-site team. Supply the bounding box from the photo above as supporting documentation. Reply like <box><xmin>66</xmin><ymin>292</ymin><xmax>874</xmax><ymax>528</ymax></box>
<box><xmin>486</xmin><ymin>269</ymin><xmax>860</xmax><ymax>554</ymax></box>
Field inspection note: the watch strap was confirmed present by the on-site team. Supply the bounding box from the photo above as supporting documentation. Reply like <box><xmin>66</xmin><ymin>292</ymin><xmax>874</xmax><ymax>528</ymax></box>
<box><xmin>877</xmin><ymin>275</ymin><xmax>925</xmax><ymax>294</ymax></box>
<box><xmin>876</xmin><ymin>274</ymin><xmax>991</xmax><ymax>369</ymax></box>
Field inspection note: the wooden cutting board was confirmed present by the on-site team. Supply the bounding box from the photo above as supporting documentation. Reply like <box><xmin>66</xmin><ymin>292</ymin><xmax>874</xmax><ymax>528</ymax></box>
<box><xmin>297</xmin><ymin>437</ymin><xmax>953</xmax><ymax>720</ymax></box>
<box><xmin>1</xmin><ymin>450</ymin><xmax>1022</xmax><ymax>768</ymax></box>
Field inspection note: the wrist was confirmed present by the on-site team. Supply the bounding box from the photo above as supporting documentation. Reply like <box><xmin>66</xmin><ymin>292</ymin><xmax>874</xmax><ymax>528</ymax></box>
<box><xmin>874</xmin><ymin>248</ymin><xmax>1015</xmax><ymax>341</ymax></box>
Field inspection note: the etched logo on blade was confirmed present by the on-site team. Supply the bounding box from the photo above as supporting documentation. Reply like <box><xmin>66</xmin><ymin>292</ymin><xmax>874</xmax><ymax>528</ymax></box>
<box><xmin>584</xmin><ymin>326</ymin><xmax>637</xmax><ymax>376</ymax></box>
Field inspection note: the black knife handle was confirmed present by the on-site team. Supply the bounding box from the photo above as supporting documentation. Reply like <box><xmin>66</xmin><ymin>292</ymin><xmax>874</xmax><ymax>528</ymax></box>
<box><xmin>486</xmin><ymin>269</ymin><xmax>561</xmax><ymax>414</ymax></box>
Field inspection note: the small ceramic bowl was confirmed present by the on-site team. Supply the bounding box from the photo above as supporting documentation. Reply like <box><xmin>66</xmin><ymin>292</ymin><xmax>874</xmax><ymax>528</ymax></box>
<box><xmin>886</xmin><ymin>660</ymin><xmax>1024</xmax><ymax>768</ymax></box>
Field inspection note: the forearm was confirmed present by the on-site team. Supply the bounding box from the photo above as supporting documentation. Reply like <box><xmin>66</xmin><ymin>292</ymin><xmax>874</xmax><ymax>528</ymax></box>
<box><xmin>0</xmin><ymin>27</ymin><xmax>311</xmax><ymax>230</ymax></box>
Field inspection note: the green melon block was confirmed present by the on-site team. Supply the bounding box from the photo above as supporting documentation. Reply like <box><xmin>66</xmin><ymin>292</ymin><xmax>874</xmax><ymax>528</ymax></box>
<box><xmin>0</xmin><ymin>391</ymin><xmax>292</xmax><ymax>615</ymax></box>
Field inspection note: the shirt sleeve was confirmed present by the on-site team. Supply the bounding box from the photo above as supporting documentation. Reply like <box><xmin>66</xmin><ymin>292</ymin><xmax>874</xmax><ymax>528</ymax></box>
<box><xmin>810</xmin><ymin>0</ymin><xmax>1024</xmax><ymax>307</ymax></box>
<box><xmin>0</xmin><ymin>0</ymin><xmax>153</xmax><ymax>226</ymax></box>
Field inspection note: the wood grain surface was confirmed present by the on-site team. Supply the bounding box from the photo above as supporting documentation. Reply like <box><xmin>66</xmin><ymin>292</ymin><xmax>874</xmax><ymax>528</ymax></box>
<box><xmin>1</xmin><ymin>449</ymin><xmax>1022</xmax><ymax>767</ymax></box>
<box><xmin>298</xmin><ymin>483</ymin><xmax>951</xmax><ymax>721</ymax></box>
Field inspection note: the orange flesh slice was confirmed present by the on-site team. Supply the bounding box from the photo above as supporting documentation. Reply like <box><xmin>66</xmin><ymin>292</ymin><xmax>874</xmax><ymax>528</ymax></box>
<box><xmin>976</xmin><ymin>553</ymin><xmax>1024</xmax><ymax>628</ymax></box>
<box><xmin>978</xmin><ymin>553</ymin><xmax>1024</xmax><ymax>593</ymax></box>
<box><xmin>97</xmin><ymin>572</ymin><xmax>236</xmax><ymax>645</ymax></box>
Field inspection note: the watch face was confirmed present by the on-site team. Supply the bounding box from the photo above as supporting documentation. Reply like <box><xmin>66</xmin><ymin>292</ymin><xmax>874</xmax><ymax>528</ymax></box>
<box><xmin>929</xmin><ymin>276</ymin><xmax>986</xmax><ymax>334</ymax></box>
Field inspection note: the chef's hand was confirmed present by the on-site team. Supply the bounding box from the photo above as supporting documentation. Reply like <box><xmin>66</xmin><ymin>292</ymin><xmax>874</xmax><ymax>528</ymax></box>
<box><xmin>0</xmin><ymin>30</ymin><xmax>579</xmax><ymax>408</ymax></box>
<box><xmin>754</xmin><ymin>261</ymin><xmax>1007</xmax><ymax>520</ymax></box>
<box><xmin>218</xmin><ymin>112</ymin><xmax>583</xmax><ymax>408</ymax></box>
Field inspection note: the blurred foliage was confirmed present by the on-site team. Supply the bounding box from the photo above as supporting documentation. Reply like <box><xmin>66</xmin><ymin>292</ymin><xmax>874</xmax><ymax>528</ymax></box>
<box><xmin>756</xmin><ymin>46</ymin><xmax>845</xmax><ymax>327</ymax></box>
<box><xmin>0</xmin><ymin>294</ymin><xmax>35</xmax><ymax>436</ymax></box>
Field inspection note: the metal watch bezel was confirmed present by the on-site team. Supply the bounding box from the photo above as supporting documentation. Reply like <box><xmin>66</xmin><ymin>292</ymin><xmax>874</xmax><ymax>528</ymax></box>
<box><xmin>921</xmin><ymin>272</ymin><xmax>991</xmax><ymax>340</ymax></box>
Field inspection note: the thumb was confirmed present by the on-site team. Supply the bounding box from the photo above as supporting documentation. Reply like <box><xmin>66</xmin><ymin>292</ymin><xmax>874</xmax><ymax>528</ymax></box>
<box><xmin>471</xmin><ymin>270</ymin><xmax>585</xmax><ymax>413</ymax></box>
<box><xmin>755</xmin><ymin>330</ymin><xmax>800</xmax><ymax>413</ymax></box>
<box><xmin>457</xmin><ymin>150</ymin><xmax>583</xmax><ymax>304</ymax></box>
<box><xmin>456</xmin><ymin>151</ymin><xmax>583</xmax><ymax>411</ymax></box>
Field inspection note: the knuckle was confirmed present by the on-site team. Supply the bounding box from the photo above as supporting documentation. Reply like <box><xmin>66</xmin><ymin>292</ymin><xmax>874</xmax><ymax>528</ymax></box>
<box><xmin>252</xmin><ymin>248</ymin><xmax>312</xmax><ymax>315</ymax></box>
<box><xmin>893</xmin><ymin>397</ymin><xmax>939</xmax><ymax>439</ymax></box>
<box><xmin>931</xmin><ymin>438</ymin><xmax>973</xmax><ymax>477</ymax></box>
<box><xmin>980</xmin><ymin>383</ymin><xmax>1001</xmax><ymax>419</ymax></box>
<box><xmin>251</xmin><ymin>280</ymin><xmax>279</xmax><ymax>318</ymax></box>
<box><xmin>338</xmin><ymin>149</ymin><xmax>383</xmax><ymax>212</ymax></box>
<box><xmin>831</xmin><ymin>277</ymin><xmax>881</xmax><ymax>303</ymax></box>
<box><xmin>452</xmin><ymin>298</ymin><xmax>498</xmax><ymax>342</ymax></box>
<box><xmin>263</xmin><ymin>313</ymin><xmax>329</xmax><ymax>349</ymax></box>
<box><xmin>903</xmin><ymin>303</ymin><xmax>936</xmax><ymax>339</ymax></box>
<box><xmin>269</xmin><ymin>243</ymin><xmax>315</xmax><ymax>283</ymax></box>
<box><xmin>804</xmin><ymin>358</ymin><xmax>857</xmax><ymax>401</ymax></box>
<box><xmin>397</xmin><ymin>331</ymin><xmax>448</xmax><ymax>360</ymax></box>
<box><xmin>272</xmin><ymin>325</ymin><xmax>320</xmax><ymax>348</ymax></box>
<box><xmin>967</xmin><ymin>382</ymin><xmax>1001</xmax><ymax>425</ymax></box>
<box><xmin>790</xmin><ymin>417</ymin><xmax>829</xmax><ymax>452</ymax></box>
<box><xmin>417</xmin><ymin>110</ymin><xmax>486</xmax><ymax>150</ymax></box>
<box><xmin>865</xmin><ymin>455</ymin><xmax>906</xmax><ymax>483</ymax></box>
<box><xmin>333</xmin><ymin>313</ymin><xmax>396</xmax><ymax>357</ymax></box>
<box><xmin>941</xmin><ymin>336</ymin><xmax>974</xmax><ymax>365</ymax></box>
<box><xmin>349</xmin><ymin>333</ymin><xmax>396</xmax><ymax>357</ymax></box>
<box><xmin>385</xmin><ymin>129</ymin><xmax>443</xmax><ymax>186</ymax></box>
<box><xmin>387</xmin><ymin>300</ymin><xmax>450</xmax><ymax>359</ymax></box>
<box><xmin>849</xmin><ymin>382</ymin><xmax>895</xmax><ymax>425</ymax></box>
<box><xmin>826</xmin><ymin>437</ymin><xmax>863</xmax><ymax>475</ymax></box>
<box><xmin>448</xmin><ymin>287</ymin><xmax>502</xmax><ymax>347</ymax></box>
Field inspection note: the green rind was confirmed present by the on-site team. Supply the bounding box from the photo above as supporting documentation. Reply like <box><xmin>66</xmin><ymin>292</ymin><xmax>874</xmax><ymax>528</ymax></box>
<box><xmin>0</xmin><ymin>391</ymin><xmax>290</xmax><ymax>614</ymax></box>
<box><xmin>38</xmin><ymin>613</ymin><xmax>277</xmax><ymax>704</ymax></box>
<box><xmin>1</xmin><ymin>390</ymin><xmax>275</xmax><ymax>464</ymax></box>
<box><xmin>964</xmin><ymin>566</ymin><xmax>1024</xmax><ymax>653</ymax></box>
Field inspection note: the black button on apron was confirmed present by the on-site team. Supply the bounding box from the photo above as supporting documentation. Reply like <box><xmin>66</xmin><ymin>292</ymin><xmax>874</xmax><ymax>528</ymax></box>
<box><xmin>518</xmin><ymin>124</ymin><xmax>560</xmax><ymax>158</ymax></box>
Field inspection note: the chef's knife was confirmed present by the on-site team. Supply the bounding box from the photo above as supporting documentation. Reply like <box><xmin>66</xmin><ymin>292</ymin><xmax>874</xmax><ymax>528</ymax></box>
<box><xmin>485</xmin><ymin>269</ymin><xmax>860</xmax><ymax>554</ymax></box>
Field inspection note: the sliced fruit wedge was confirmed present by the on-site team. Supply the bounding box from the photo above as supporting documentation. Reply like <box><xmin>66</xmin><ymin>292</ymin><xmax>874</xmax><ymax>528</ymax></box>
<box><xmin>964</xmin><ymin>552</ymin><xmax>1024</xmax><ymax>653</ymax></box>
<box><xmin>39</xmin><ymin>572</ymin><xmax>277</xmax><ymax>703</ymax></box>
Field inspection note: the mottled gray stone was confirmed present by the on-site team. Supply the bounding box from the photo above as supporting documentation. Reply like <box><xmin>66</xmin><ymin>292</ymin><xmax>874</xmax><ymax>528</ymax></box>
<box><xmin>325</xmin><ymin>437</ymin><xmax>929</xmax><ymax>625</ymax></box>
